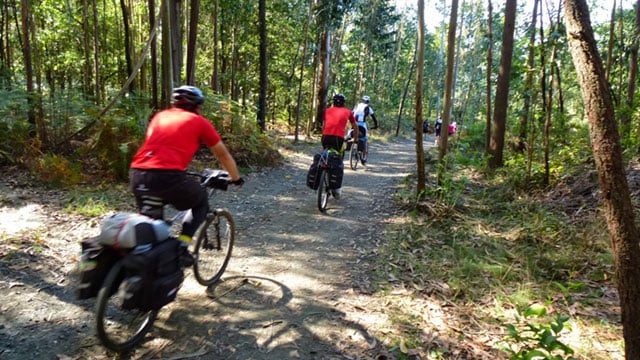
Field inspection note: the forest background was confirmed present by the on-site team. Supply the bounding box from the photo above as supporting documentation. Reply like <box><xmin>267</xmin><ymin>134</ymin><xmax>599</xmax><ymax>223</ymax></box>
<box><xmin>3</xmin><ymin>0</ymin><xmax>640</xmax><ymax>358</ymax></box>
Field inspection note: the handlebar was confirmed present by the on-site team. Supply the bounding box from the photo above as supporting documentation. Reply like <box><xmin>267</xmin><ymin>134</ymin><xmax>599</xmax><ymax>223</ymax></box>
<box><xmin>186</xmin><ymin>168</ymin><xmax>231</xmax><ymax>191</ymax></box>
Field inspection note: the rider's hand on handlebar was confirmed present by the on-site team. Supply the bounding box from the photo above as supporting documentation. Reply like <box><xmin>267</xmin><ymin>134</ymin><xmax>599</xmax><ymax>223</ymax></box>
<box><xmin>230</xmin><ymin>177</ymin><xmax>245</xmax><ymax>187</ymax></box>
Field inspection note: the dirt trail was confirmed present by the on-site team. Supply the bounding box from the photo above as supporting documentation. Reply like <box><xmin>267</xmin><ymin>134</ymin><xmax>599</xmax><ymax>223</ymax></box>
<box><xmin>0</xmin><ymin>136</ymin><xmax>418</xmax><ymax>359</ymax></box>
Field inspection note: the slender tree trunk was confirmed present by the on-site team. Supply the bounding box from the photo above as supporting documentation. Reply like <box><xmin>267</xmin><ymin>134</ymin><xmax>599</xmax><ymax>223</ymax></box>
<box><xmin>415</xmin><ymin>0</ymin><xmax>426</xmax><ymax>195</ymax></box>
<box><xmin>295</xmin><ymin>0</ymin><xmax>313</xmax><ymax>143</ymax></box>
<box><xmin>170</xmin><ymin>0</ymin><xmax>182</xmax><ymax>84</ymax></box>
<box><xmin>212</xmin><ymin>0</ymin><xmax>220</xmax><ymax>93</ymax></box>
<box><xmin>93</xmin><ymin>0</ymin><xmax>101</xmax><ymax>105</ymax></box>
<box><xmin>485</xmin><ymin>0</ymin><xmax>493</xmax><ymax>153</ymax></box>
<box><xmin>19</xmin><ymin>0</ymin><xmax>35</xmax><ymax>135</ymax></box>
<box><xmin>149</xmin><ymin>0</ymin><xmax>158</xmax><ymax>110</ymax></box>
<box><xmin>621</xmin><ymin>0</ymin><xmax>640</xmax><ymax>133</ymax></box>
<box><xmin>517</xmin><ymin>0</ymin><xmax>538</xmax><ymax>153</ymax></box>
<box><xmin>564</xmin><ymin>1</ymin><xmax>640</xmax><ymax>358</ymax></box>
<box><xmin>605</xmin><ymin>0</ymin><xmax>616</xmax><ymax>82</ymax></box>
<box><xmin>396</xmin><ymin>44</ymin><xmax>416</xmax><ymax>137</ymax></box>
<box><xmin>315</xmin><ymin>29</ymin><xmax>331</xmax><ymax>132</ymax></box>
<box><xmin>120</xmin><ymin>0</ymin><xmax>134</xmax><ymax>92</ymax></box>
<box><xmin>438</xmin><ymin>0</ymin><xmax>458</xmax><ymax>165</ymax></box>
<box><xmin>487</xmin><ymin>0</ymin><xmax>517</xmax><ymax>169</ymax></box>
<box><xmin>161</xmin><ymin>0</ymin><xmax>173</xmax><ymax>107</ymax></box>
<box><xmin>186</xmin><ymin>0</ymin><xmax>199</xmax><ymax>85</ymax></box>
<box><xmin>257</xmin><ymin>0</ymin><xmax>267</xmax><ymax>132</ymax></box>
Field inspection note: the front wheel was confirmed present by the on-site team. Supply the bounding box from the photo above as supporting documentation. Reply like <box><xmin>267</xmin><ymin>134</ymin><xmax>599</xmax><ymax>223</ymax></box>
<box><xmin>193</xmin><ymin>209</ymin><xmax>235</xmax><ymax>285</ymax></box>
<box><xmin>317</xmin><ymin>170</ymin><xmax>330</xmax><ymax>212</ymax></box>
<box><xmin>95</xmin><ymin>261</ymin><xmax>157</xmax><ymax>353</ymax></box>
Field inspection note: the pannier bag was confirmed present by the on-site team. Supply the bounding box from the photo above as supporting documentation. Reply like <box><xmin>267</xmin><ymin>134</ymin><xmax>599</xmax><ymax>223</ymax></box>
<box><xmin>119</xmin><ymin>237</ymin><xmax>184</xmax><ymax>311</ymax></box>
<box><xmin>77</xmin><ymin>236</ymin><xmax>119</xmax><ymax>300</ymax></box>
<box><xmin>98</xmin><ymin>213</ymin><xmax>170</xmax><ymax>249</ymax></box>
<box><xmin>326</xmin><ymin>151</ymin><xmax>344</xmax><ymax>190</ymax></box>
<box><xmin>306</xmin><ymin>153</ymin><xmax>322</xmax><ymax>190</ymax></box>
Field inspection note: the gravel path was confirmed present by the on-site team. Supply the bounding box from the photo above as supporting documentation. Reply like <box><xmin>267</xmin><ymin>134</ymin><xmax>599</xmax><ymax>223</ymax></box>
<box><xmin>0</xmin><ymin>135</ymin><xmax>418</xmax><ymax>360</ymax></box>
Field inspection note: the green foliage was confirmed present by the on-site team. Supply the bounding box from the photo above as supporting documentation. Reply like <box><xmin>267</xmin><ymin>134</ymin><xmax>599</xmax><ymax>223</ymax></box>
<box><xmin>29</xmin><ymin>153</ymin><xmax>84</xmax><ymax>187</ymax></box>
<box><xmin>500</xmin><ymin>304</ymin><xmax>577</xmax><ymax>360</ymax></box>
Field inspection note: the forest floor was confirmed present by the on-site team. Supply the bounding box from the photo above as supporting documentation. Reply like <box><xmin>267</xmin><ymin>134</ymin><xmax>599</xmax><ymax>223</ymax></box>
<box><xmin>0</xmin><ymin>134</ymin><xmax>624</xmax><ymax>359</ymax></box>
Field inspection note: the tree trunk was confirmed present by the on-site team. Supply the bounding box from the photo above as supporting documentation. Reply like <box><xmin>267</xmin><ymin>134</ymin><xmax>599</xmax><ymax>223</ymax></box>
<box><xmin>564</xmin><ymin>1</ymin><xmax>640</xmax><ymax>358</ymax></box>
<box><xmin>257</xmin><ymin>0</ymin><xmax>267</xmax><ymax>132</ymax></box>
<box><xmin>161</xmin><ymin>0</ymin><xmax>173</xmax><ymax>107</ymax></box>
<box><xmin>120</xmin><ymin>0</ymin><xmax>134</xmax><ymax>92</ymax></box>
<box><xmin>438</xmin><ymin>0</ymin><xmax>458</xmax><ymax>165</ymax></box>
<box><xmin>621</xmin><ymin>0</ymin><xmax>640</xmax><ymax>135</ymax></box>
<box><xmin>295</xmin><ymin>0</ymin><xmax>313</xmax><ymax>142</ymax></box>
<box><xmin>149</xmin><ymin>0</ymin><xmax>158</xmax><ymax>110</ymax></box>
<box><xmin>315</xmin><ymin>29</ymin><xmax>331</xmax><ymax>132</ymax></box>
<box><xmin>170</xmin><ymin>0</ymin><xmax>182</xmax><ymax>84</ymax></box>
<box><xmin>186</xmin><ymin>0</ymin><xmax>200</xmax><ymax>85</ymax></box>
<box><xmin>485</xmin><ymin>0</ymin><xmax>492</xmax><ymax>153</ymax></box>
<box><xmin>605</xmin><ymin>0</ymin><xmax>616</xmax><ymax>82</ymax></box>
<box><xmin>212</xmin><ymin>0</ymin><xmax>220</xmax><ymax>93</ymax></box>
<box><xmin>93</xmin><ymin>0</ymin><xmax>101</xmax><ymax>105</ymax></box>
<box><xmin>487</xmin><ymin>0</ymin><xmax>516</xmax><ymax>169</ymax></box>
<box><xmin>19</xmin><ymin>0</ymin><xmax>35</xmax><ymax>135</ymax></box>
<box><xmin>415</xmin><ymin>0</ymin><xmax>426</xmax><ymax>195</ymax></box>
<box><xmin>517</xmin><ymin>0</ymin><xmax>538</xmax><ymax>153</ymax></box>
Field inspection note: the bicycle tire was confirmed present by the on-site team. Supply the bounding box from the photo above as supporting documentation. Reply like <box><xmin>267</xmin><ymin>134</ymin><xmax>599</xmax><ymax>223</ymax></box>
<box><xmin>95</xmin><ymin>261</ymin><xmax>157</xmax><ymax>353</ymax></box>
<box><xmin>193</xmin><ymin>209</ymin><xmax>235</xmax><ymax>285</ymax></box>
<box><xmin>317</xmin><ymin>170</ymin><xmax>330</xmax><ymax>212</ymax></box>
<box><xmin>350</xmin><ymin>144</ymin><xmax>359</xmax><ymax>170</ymax></box>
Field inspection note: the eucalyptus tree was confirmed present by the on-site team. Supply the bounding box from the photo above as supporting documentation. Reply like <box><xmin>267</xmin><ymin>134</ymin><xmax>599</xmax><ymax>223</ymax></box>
<box><xmin>415</xmin><ymin>0</ymin><xmax>426</xmax><ymax>194</ymax></box>
<box><xmin>313</xmin><ymin>0</ymin><xmax>354</xmax><ymax>131</ymax></box>
<box><xmin>487</xmin><ymin>0</ymin><xmax>517</xmax><ymax>169</ymax></box>
<box><xmin>564</xmin><ymin>0</ymin><xmax>640</xmax><ymax>357</ymax></box>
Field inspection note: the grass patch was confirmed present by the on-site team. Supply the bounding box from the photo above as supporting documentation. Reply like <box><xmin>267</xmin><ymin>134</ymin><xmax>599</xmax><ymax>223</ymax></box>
<box><xmin>376</xmin><ymin>166</ymin><xmax>620</xmax><ymax>359</ymax></box>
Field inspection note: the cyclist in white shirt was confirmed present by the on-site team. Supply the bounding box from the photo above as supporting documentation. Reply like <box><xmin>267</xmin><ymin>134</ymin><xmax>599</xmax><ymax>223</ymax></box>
<box><xmin>351</xmin><ymin>96</ymin><xmax>379</xmax><ymax>164</ymax></box>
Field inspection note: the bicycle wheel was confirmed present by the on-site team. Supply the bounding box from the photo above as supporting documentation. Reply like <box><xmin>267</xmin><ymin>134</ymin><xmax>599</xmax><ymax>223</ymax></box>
<box><xmin>317</xmin><ymin>170</ymin><xmax>330</xmax><ymax>212</ymax></box>
<box><xmin>349</xmin><ymin>144</ymin><xmax>359</xmax><ymax>170</ymax></box>
<box><xmin>95</xmin><ymin>261</ymin><xmax>157</xmax><ymax>353</ymax></box>
<box><xmin>193</xmin><ymin>209</ymin><xmax>235</xmax><ymax>285</ymax></box>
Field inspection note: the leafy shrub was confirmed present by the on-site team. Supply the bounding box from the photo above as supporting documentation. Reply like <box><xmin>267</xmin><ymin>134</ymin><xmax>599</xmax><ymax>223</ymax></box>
<box><xmin>499</xmin><ymin>304</ymin><xmax>577</xmax><ymax>360</ymax></box>
<box><xmin>29</xmin><ymin>153</ymin><xmax>83</xmax><ymax>187</ymax></box>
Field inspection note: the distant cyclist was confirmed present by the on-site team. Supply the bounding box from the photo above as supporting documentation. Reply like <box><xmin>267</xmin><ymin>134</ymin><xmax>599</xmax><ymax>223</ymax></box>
<box><xmin>352</xmin><ymin>95</ymin><xmax>379</xmax><ymax>163</ymax></box>
<box><xmin>129</xmin><ymin>85</ymin><xmax>244</xmax><ymax>266</ymax></box>
<box><xmin>321</xmin><ymin>94</ymin><xmax>358</xmax><ymax>199</ymax></box>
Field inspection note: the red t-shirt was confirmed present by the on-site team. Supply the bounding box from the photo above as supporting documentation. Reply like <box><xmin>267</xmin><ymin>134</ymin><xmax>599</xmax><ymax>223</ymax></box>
<box><xmin>322</xmin><ymin>106</ymin><xmax>356</xmax><ymax>137</ymax></box>
<box><xmin>130</xmin><ymin>108</ymin><xmax>222</xmax><ymax>171</ymax></box>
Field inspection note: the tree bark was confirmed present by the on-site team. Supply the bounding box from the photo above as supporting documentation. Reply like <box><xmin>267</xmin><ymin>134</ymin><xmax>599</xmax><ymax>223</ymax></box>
<box><xmin>564</xmin><ymin>1</ymin><xmax>640</xmax><ymax>358</ymax></box>
<box><xmin>257</xmin><ymin>0</ymin><xmax>267</xmax><ymax>132</ymax></box>
<box><xmin>485</xmin><ymin>0</ymin><xmax>492</xmax><ymax>153</ymax></box>
<box><xmin>415</xmin><ymin>0</ymin><xmax>426</xmax><ymax>195</ymax></box>
<box><xmin>315</xmin><ymin>29</ymin><xmax>331</xmax><ymax>132</ymax></box>
<box><xmin>438</xmin><ymin>0</ymin><xmax>458</xmax><ymax>165</ymax></box>
<box><xmin>487</xmin><ymin>0</ymin><xmax>516</xmax><ymax>169</ymax></box>
<box><xmin>186</xmin><ymin>0</ymin><xmax>200</xmax><ymax>85</ymax></box>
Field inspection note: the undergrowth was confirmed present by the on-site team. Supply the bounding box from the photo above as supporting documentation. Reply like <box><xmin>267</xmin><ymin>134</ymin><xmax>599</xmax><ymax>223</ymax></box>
<box><xmin>375</xmin><ymin>159</ymin><xmax>620</xmax><ymax>359</ymax></box>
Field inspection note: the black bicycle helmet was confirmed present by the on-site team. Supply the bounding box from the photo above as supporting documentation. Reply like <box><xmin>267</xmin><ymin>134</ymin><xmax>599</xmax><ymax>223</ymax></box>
<box><xmin>333</xmin><ymin>93</ymin><xmax>346</xmax><ymax>107</ymax></box>
<box><xmin>171</xmin><ymin>85</ymin><xmax>205</xmax><ymax>109</ymax></box>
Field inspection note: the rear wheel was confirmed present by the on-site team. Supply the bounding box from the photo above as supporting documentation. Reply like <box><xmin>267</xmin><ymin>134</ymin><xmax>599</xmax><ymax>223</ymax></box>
<box><xmin>95</xmin><ymin>261</ymin><xmax>157</xmax><ymax>353</ymax></box>
<box><xmin>317</xmin><ymin>170</ymin><xmax>330</xmax><ymax>212</ymax></box>
<box><xmin>193</xmin><ymin>209</ymin><xmax>235</xmax><ymax>285</ymax></box>
<box><xmin>349</xmin><ymin>144</ymin><xmax>359</xmax><ymax>170</ymax></box>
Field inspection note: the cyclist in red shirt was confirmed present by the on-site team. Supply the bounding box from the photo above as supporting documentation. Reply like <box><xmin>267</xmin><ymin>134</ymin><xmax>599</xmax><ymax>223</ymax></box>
<box><xmin>322</xmin><ymin>94</ymin><xmax>358</xmax><ymax>152</ymax></box>
<box><xmin>129</xmin><ymin>85</ymin><xmax>244</xmax><ymax>265</ymax></box>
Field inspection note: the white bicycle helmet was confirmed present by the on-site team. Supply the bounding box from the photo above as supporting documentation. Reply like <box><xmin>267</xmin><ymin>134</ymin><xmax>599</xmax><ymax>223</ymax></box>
<box><xmin>362</xmin><ymin>95</ymin><xmax>370</xmax><ymax>103</ymax></box>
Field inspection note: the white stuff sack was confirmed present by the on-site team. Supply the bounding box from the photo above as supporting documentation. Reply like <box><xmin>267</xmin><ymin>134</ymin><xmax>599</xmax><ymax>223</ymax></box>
<box><xmin>97</xmin><ymin>213</ymin><xmax>170</xmax><ymax>248</ymax></box>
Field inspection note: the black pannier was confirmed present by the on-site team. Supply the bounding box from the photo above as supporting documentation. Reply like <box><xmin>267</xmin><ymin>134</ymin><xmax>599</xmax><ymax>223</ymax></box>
<box><xmin>326</xmin><ymin>152</ymin><xmax>344</xmax><ymax>190</ymax></box>
<box><xmin>306</xmin><ymin>153</ymin><xmax>322</xmax><ymax>190</ymax></box>
<box><xmin>120</xmin><ymin>236</ymin><xmax>184</xmax><ymax>311</ymax></box>
<box><xmin>77</xmin><ymin>237</ymin><xmax>119</xmax><ymax>300</ymax></box>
